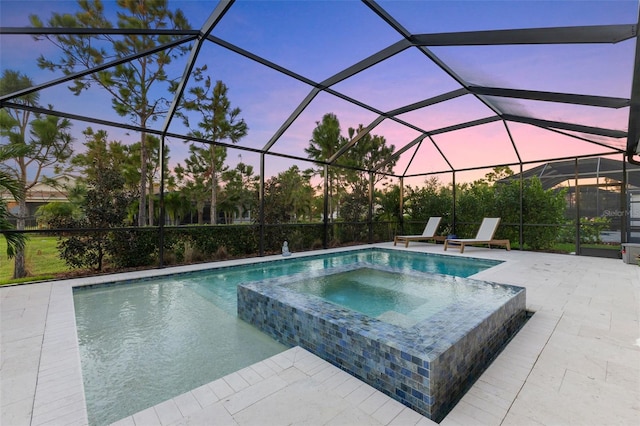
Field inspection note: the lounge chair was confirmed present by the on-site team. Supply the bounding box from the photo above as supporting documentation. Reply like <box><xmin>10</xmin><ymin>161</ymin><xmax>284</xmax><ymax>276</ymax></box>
<box><xmin>444</xmin><ymin>217</ymin><xmax>510</xmax><ymax>253</ymax></box>
<box><xmin>394</xmin><ymin>216</ymin><xmax>446</xmax><ymax>248</ymax></box>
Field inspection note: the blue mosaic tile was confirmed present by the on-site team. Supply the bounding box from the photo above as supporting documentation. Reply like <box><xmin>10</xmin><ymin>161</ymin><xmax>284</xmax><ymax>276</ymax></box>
<box><xmin>237</xmin><ymin>263</ymin><xmax>526</xmax><ymax>422</ymax></box>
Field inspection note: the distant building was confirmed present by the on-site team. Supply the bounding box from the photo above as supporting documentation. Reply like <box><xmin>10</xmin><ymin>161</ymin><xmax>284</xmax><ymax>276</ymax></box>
<box><xmin>498</xmin><ymin>157</ymin><xmax>640</xmax><ymax>243</ymax></box>
<box><xmin>4</xmin><ymin>175</ymin><xmax>75</xmax><ymax>227</ymax></box>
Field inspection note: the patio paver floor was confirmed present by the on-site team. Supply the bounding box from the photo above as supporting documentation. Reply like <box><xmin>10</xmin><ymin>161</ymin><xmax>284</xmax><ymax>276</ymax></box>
<box><xmin>2</xmin><ymin>243</ymin><xmax>639</xmax><ymax>425</ymax></box>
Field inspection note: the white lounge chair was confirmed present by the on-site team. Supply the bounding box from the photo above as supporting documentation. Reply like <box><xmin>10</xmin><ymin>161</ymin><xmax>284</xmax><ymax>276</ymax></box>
<box><xmin>444</xmin><ymin>217</ymin><xmax>510</xmax><ymax>253</ymax></box>
<box><xmin>394</xmin><ymin>216</ymin><xmax>446</xmax><ymax>248</ymax></box>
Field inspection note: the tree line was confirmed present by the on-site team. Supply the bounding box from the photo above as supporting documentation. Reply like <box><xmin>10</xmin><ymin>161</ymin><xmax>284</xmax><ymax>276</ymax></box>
<box><xmin>1</xmin><ymin>0</ymin><xmax>244</xmax><ymax>277</ymax></box>
<box><xmin>1</xmin><ymin>0</ymin><xmax>572</xmax><ymax>279</ymax></box>
<box><xmin>1</xmin><ymin>0</ymin><xmax>399</xmax><ymax>277</ymax></box>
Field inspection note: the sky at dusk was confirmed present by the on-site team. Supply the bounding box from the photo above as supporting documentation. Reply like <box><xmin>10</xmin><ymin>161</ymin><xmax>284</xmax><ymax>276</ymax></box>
<box><xmin>0</xmin><ymin>0</ymin><xmax>638</xmax><ymax>187</ymax></box>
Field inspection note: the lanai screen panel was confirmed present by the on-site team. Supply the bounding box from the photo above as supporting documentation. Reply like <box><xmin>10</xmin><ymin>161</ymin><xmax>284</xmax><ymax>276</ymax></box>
<box><xmin>431</xmin><ymin>43</ymin><xmax>633</xmax><ymax>96</ymax></box>
<box><xmin>433</xmin><ymin>122</ymin><xmax>520</xmax><ymax>171</ymax></box>
<box><xmin>400</xmin><ymin>140</ymin><xmax>452</xmax><ymax>178</ymax></box>
<box><xmin>331</xmin><ymin>47</ymin><xmax>462</xmax><ymax>113</ymax></box>
<box><xmin>171</xmin><ymin>42</ymin><xmax>313</xmax><ymax>152</ymax></box>
<box><xmin>509</xmin><ymin>123</ymin><xmax>613</xmax><ymax>162</ymax></box>
<box><xmin>396</xmin><ymin>94</ymin><xmax>496</xmax><ymax>135</ymax></box>
<box><xmin>556</xmin><ymin>130</ymin><xmax>627</xmax><ymax>152</ymax></box>
<box><xmin>367</xmin><ymin>119</ymin><xmax>422</xmax><ymax>161</ymax></box>
<box><xmin>482</xmin><ymin>97</ymin><xmax>629</xmax><ymax>132</ymax></box>
<box><xmin>209</xmin><ymin>0</ymin><xmax>400</xmax><ymax>82</ymax></box>
<box><xmin>1</xmin><ymin>0</ymin><xmax>637</xmax><ymax>181</ymax></box>
<box><xmin>378</xmin><ymin>1</ymin><xmax>636</xmax><ymax>35</ymax></box>
<box><xmin>1</xmin><ymin>33</ymin><xmax>72</xmax><ymax>86</ymax></box>
<box><xmin>270</xmin><ymin>90</ymin><xmax>381</xmax><ymax>161</ymax></box>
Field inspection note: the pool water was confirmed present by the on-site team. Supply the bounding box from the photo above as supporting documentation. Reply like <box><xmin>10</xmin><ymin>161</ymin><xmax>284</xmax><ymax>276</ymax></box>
<box><xmin>73</xmin><ymin>248</ymin><xmax>501</xmax><ymax>424</ymax></box>
<box><xmin>288</xmin><ymin>268</ymin><xmax>430</xmax><ymax>317</ymax></box>
<box><xmin>284</xmin><ymin>266</ymin><xmax>515</xmax><ymax>327</ymax></box>
<box><xmin>74</xmin><ymin>280</ymin><xmax>287</xmax><ymax>426</ymax></box>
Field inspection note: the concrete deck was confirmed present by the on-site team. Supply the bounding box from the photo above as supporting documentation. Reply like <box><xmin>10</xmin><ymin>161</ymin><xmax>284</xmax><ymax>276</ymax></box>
<box><xmin>2</xmin><ymin>243</ymin><xmax>639</xmax><ymax>425</ymax></box>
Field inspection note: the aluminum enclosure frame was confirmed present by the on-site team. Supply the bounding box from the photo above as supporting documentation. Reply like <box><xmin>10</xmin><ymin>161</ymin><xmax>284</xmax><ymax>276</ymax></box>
<box><xmin>1</xmin><ymin>0</ymin><xmax>638</xmax><ymax>258</ymax></box>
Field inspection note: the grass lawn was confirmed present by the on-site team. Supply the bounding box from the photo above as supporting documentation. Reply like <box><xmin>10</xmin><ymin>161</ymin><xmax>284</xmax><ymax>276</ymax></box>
<box><xmin>0</xmin><ymin>235</ymin><xmax>70</xmax><ymax>285</ymax></box>
<box><xmin>553</xmin><ymin>242</ymin><xmax>621</xmax><ymax>253</ymax></box>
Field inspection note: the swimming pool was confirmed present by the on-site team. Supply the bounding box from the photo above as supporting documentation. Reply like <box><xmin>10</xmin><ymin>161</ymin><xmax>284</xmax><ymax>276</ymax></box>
<box><xmin>283</xmin><ymin>265</ymin><xmax>519</xmax><ymax>327</ymax></box>
<box><xmin>288</xmin><ymin>267</ymin><xmax>432</xmax><ymax>319</ymax></box>
<box><xmin>73</xmin><ymin>277</ymin><xmax>288</xmax><ymax>425</ymax></box>
<box><xmin>239</xmin><ymin>262</ymin><xmax>526</xmax><ymax>421</ymax></box>
<box><xmin>73</xmin><ymin>248</ymin><xmax>503</xmax><ymax>424</ymax></box>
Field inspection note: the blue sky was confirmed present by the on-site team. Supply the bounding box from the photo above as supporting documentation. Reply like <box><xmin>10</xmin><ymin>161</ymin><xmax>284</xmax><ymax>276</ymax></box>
<box><xmin>1</xmin><ymin>0</ymin><xmax>638</xmax><ymax>185</ymax></box>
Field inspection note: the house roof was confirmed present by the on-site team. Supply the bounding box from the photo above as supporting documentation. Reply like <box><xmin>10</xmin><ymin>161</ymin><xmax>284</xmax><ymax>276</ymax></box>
<box><xmin>499</xmin><ymin>157</ymin><xmax>640</xmax><ymax>189</ymax></box>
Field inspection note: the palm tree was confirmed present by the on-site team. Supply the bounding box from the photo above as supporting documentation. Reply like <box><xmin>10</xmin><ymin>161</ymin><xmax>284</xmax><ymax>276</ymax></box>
<box><xmin>0</xmin><ymin>70</ymin><xmax>74</xmax><ymax>278</ymax></box>
<box><xmin>0</xmin><ymin>144</ymin><xmax>27</xmax><ymax>258</ymax></box>
<box><xmin>220</xmin><ymin>162</ymin><xmax>258</xmax><ymax>223</ymax></box>
<box><xmin>163</xmin><ymin>191</ymin><xmax>191</xmax><ymax>225</ymax></box>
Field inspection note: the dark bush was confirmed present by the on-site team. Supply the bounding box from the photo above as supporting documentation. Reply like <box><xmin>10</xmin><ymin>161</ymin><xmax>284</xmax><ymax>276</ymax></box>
<box><xmin>108</xmin><ymin>228</ymin><xmax>159</xmax><ymax>268</ymax></box>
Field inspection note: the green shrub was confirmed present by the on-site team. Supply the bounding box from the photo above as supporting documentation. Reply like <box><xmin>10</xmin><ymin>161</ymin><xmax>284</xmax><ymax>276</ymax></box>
<box><xmin>108</xmin><ymin>229</ymin><xmax>158</xmax><ymax>268</ymax></box>
<box><xmin>162</xmin><ymin>226</ymin><xmax>259</xmax><ymax>263</ymax></box>
<box><xmin>56</xmin><ymin>230</ymin><xmax>108</xmax><ymax>271</ymax></box>
<box><xmin>403</xmin><ymin>170</ymin><xmax>567</xmax><ymax>251</ymax></box>
<box><xmin>558</xmin><ymin>217</ymin><xmax>611</xmax><ymax>244</ymax></box>
<box><xmin>35</xmin><ymin>202</ymin><xmax>78</xmax><ymax>228</ymax></box>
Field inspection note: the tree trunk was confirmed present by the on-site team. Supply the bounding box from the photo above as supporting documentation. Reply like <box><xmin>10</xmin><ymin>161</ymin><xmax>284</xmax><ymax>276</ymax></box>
<box><xmin>148</xmin><ymin>176</ymin><xmax>154</xmax><ymax>226</ymax></box>
<box><xmin>13</xmin><ymin>198</ymin><xmax>27</xmax><ymax>279</ymax></box>
<box><xmin>329</xmin><ymin>177</ymin><xmax>334</xmax><ymax>222</ymax></box>
<box><xmin>139</xmin><ymin>131</ymin><xmax>148</xmax><ymax>226</ymax></box>
<box><xmin>210</xmin><ymin>146</ymin><xmax>217</xmax><ymax>225</ymax></box>
<box><xmin>97</xmin><ymin>240</ymin><xmax>104</xmax><ymax>271</ymax></box>
<box><xmin>197</xmin><ymin>201</ymin><xmax>204</xmax><ymax>224</ymax></box>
